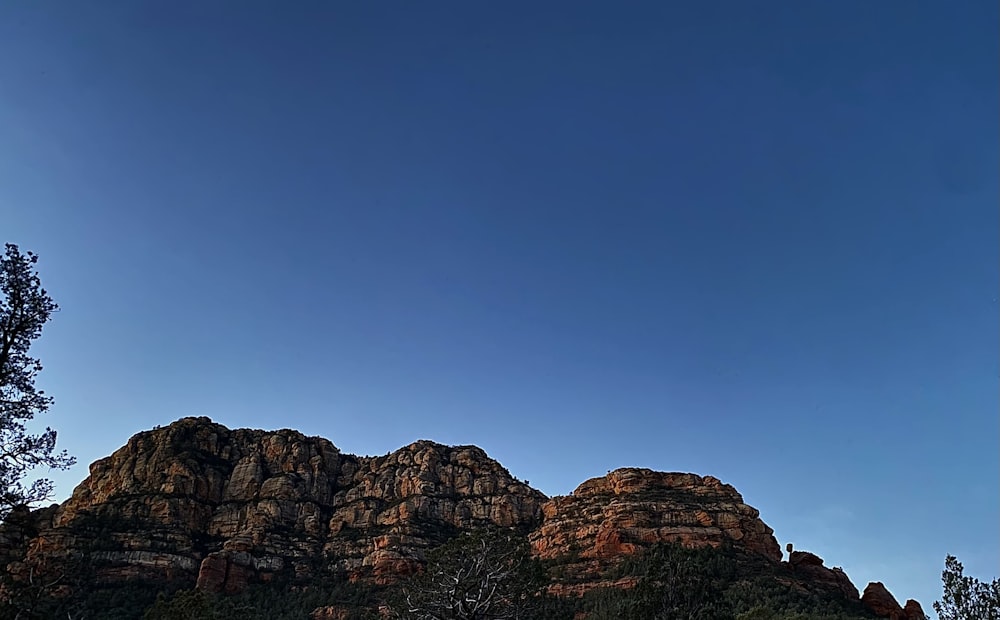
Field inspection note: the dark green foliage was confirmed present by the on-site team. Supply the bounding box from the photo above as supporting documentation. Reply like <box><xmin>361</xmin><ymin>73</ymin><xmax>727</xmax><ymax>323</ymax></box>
<box><xmin>143</xmin><ymin>581</ymin><xmax>378</xmax><ymax>620</ymax></box>
<box><xmin>933</xmin><ymin>554</ymin><xmax>1000</xmax><ymax>620</ymax></box>
<box><xmin>1</xmin><ymin>568</ymin><xmax>379</xmax><ymax>620</ymax></box>
<box><xmin>0</xmin><ymin>244</ymin><xmax>75</xmax><ymax>519</ymax></box>
<box><xmin>62</xmin><ymin>582</ymin><xmax>167</xmax><ymax>620</ymax></box>
<box><xmin>0</xmin><ymin>553</ymin><xmax>166</xmax><ymax>620</ymax></box>
<box><xmin>574</xmin><ymin>543</ymin><xmax>875</xmax><ymax>620</ymax></box>
<box><xmin>143</xmin><ymin>589</ymin><xmax>232</xmax><ymax>620</ymax></box>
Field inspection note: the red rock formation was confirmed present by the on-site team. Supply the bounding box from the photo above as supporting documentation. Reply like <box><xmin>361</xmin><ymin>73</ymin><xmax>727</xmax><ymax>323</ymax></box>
<box><xmin>9</xmin><ymin>417</ymin><xmax>545</xmax><ymax>591</ymax></box>
<box><xmin>862</xmin><ymin>581</ymin><xmax>906</xmax><ymax>619</ymax></box>
<box><xmin>530</xmin><ymin>468</ymin><xmax>782</xmax><ymax>585</ymax></box>
<box><xmin>0</xmin><ymin>417</ymin><xmax>924</xmax><ymax>615</ymax></box>
<box><xmin>546</xmin><ymin>576</ymin><xmax>640</xmax><ymax>598</ymax></box>
<box><xmin>195</xmin><ymin>552</ymin><xmax>254</xmax><ymax>594</ymax></box>
<box><xmin>903</xmin><ymin>599</ymin><xmax>928</xmax><ymax>620</ymax></box>
<box><xmin>787</xmin><ymin>550</ymin><xmax>860</xmax><ymax>600</ymax></box>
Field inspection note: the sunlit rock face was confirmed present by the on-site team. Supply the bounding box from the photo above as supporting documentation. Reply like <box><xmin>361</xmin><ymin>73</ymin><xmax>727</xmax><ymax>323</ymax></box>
<box><xmin>0</xmin><ymin>416</ymin><xmax>918</xmax><ymax>614</ymax></box>
<box><xmin>530</xmin><ymin>467</ymin><xmax>782</xmax><ymax>588</ymax></box>
<box><xmin>4</xmin><ymin>417</ymin><xmax>544</xmax><ymax>590</ymax></box>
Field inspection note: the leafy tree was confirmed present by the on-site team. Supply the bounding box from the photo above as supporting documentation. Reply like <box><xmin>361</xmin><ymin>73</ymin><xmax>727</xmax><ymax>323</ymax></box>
<box><xmin>933</xmin><ymin>555</ymin><xmax>1000</xmax><ymax>620</ymax></box>
<box><xmin>390</xmin><ymin>528</ymin><xmax>548</xmax><ymax>620</ymax></box>
<box><xmin>0</xmin><ymin>243</ymin><xmax>74</xmax><ymax>519</ymax></box>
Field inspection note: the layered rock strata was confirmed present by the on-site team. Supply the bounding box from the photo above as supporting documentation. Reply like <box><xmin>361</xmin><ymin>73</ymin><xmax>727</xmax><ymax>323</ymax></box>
<box><xmin>5</xmin><ymin>417</ymin><xmax>544</xmax><ymax>590</ymax></box>
<box><xmin>0</xmin><ymin>417</ymin><xmax>921</xmax><ymax>616</ymax></box>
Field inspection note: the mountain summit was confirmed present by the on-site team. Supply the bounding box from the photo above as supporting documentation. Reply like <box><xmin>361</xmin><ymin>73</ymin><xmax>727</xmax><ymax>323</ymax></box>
<box><xmin>0</xmin><ymin>417</ymin><xmax>924</xmax><ymax>618</ymax></box>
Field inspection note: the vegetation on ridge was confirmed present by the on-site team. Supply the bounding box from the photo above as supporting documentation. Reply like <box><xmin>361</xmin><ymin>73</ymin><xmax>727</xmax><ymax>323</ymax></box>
<box><xmin>62</xmin><ymin>534</ymin><xmax>883</xmax><ymax>620</ymax></box>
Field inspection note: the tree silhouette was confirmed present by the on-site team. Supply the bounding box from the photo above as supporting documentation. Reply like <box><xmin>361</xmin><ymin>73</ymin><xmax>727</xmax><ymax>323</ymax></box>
<box><xmin>0</xmin><ymin>244</ymin><xmax>75</xmax><ymax>518</ymax></box>
<box><xmin>934</xmin><ymin>555</ymin><xmax>1000</xmax><ymax>620</ymax></box>
<box><xmin>391</xmin><ymin>528</ymin><xmax>546</xmax><ymax>620</ymax></box>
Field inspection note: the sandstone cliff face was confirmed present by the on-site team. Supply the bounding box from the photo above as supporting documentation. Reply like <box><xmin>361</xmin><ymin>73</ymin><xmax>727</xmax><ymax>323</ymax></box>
<box><xmin>0</xmin><ymin>417</ymin><xmax>922</xmax><ymax>615</ymax></box>
<box><xmin>12</xmin><ymin>417</ymin><xmax>544</xmax><ymax>591</ymax></box>
<box><xmin>531</xmin><ymin>468</ymin><xmax>781</xmax><ymax>584</ymax></box>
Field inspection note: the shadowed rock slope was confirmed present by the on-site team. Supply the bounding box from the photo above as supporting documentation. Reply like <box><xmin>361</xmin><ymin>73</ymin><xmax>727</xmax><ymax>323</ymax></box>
<box><xmin>0</xmin><ymin>417</ymin><xmax>923</xmax><ymax>618</ymax></box>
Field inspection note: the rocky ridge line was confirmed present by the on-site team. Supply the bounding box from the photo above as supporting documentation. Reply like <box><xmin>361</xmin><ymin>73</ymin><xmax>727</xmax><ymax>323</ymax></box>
<box><xmin>0</xmin><ymin>417</ymin><xmax>923</xmax><ymax>618</ymax></box>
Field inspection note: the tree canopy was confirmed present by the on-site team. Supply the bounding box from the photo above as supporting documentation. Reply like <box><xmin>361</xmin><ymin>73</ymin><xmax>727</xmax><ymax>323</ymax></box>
<box><xmin>934</xmin><ymin>555</ymin><xmax>1000</xmax><ymax>620</ymax></box>
<box><xmin>0</xmin><ymin>243</ymin><xmax>74</xmax><ymax>518</ymax></box>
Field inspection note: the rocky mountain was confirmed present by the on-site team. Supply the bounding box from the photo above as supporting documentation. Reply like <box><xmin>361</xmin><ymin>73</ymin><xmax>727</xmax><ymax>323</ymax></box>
<box><xmin>0</xmin><ymin>417</ymin><xmax>924</xmax><ymax>619</ymax></box>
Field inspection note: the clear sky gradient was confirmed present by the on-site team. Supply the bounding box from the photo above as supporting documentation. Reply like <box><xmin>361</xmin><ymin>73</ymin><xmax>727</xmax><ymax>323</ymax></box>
<box><xmin>1</xmin><ymin>1</ymin><xmax>997</xmax><ymax>609</ymax></box>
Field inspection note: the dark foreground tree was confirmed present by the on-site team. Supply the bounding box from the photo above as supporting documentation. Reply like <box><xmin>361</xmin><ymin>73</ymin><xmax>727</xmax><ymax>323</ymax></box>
<box><xmin>390</xmin><ymin>528</ymin><xmax>547</xmax><ymax>620</ymax></box>
<box><xmin>933</xmin><ymin>555</ymin><xmax>1000</xmax><ymax>620</ymax></box>
<box><xmin>0</xmin><ymin>243</ymin><xmax>74</xmax><ymax>518</ymax></box>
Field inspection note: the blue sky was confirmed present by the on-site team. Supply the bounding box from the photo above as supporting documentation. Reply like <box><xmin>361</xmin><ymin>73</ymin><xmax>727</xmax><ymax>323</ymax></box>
<box><xmin>1</xmin><ymin>1</ymin><xmax>996</xmax><ymax>609</ymax></box>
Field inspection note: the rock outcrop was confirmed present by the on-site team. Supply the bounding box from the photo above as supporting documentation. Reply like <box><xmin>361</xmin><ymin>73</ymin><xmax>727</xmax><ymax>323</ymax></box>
<box><xmin>787</xmin><ymin>550</ymin><xmax>860</xmax><ymax>600</ymax></box>
<box><xmin>903</xmin><ymin>599</ymin><xmax>928</xmax><ymax>620</ymax></box>
<box><xmin>530</xmin><ymin>468</ymin><xmax>781</xmax><ymax>585</ymax></box>
<box><xmin>0</xmin><ymin>416</ymin><xmax>923</xmax><ymax>614</ymax></box>
<box><xmin>10</xmin><ymin>417</ymin><xmax>544</xmax><ymax>591</ymax></box>
<box><xmin>862</xmin><ymin>581</ymin><xmax>926</xmax><ymax>620</ymax></box>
